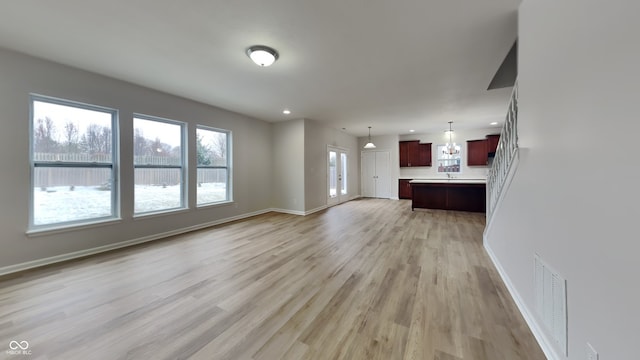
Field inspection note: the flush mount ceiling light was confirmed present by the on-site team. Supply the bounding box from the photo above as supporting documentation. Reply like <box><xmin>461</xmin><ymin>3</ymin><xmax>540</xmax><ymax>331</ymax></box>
<box><xmin>443</xmin><ymin>121</ymin><xmax>460</xmax><ymax>156</ymax></box>
<box><xmin>282</xmin><ymin>109</ymin><xmax>291</xmax><ymax>115</ymax></box>
<box><xmin>490</xmin><ymin>121</ymin><xmax>498</xmax><ymax>126</ymax></box>
<box><xmin>246</xmin><ymin>45</ymin><xmax>279</xmax><ymax>67</ymax></box>
<box><xmin>364</xmin><ymin>126</ymin><xmax>376</xmax><ymax>149</ymax></box>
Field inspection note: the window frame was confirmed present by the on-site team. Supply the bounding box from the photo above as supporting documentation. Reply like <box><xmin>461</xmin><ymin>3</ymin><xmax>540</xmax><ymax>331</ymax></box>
<box><xmin>29</xmin><ymin>94</ymin><xmax>120</xmax><ymax>231</ymax></box>
<box><xmin>196</xmin><ymin>125</ymin><xmax>232</xmax><ymax>207</ymax></box>
<box><xmin>132</xmin><ymin>114</ymin><xmax>187</xmax><ymax>216</ymax></box>
<box><xmin>436</xmin><ymin>143</ymin><xmax>463</xmax><ymax>173</ymax></box>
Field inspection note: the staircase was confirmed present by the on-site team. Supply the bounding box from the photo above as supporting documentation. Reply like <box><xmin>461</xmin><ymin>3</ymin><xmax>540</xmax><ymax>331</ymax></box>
<box><xmin>487</xmin><ymin>82</ymin><xmax>519</xmax><ymax>222</ymax></box>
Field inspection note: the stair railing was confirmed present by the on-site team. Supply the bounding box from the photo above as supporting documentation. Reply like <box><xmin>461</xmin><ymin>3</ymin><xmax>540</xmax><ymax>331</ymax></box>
<box><xmin>487</xmin><ymin>81</ymin><xmax>519</xmax><ymax>220</ymax></box>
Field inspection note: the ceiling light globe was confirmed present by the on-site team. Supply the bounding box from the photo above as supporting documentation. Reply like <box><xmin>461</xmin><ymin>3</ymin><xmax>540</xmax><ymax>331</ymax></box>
<box><xmin>247</xmin><ymin>46</ymin><xmax>279</xmax><ymax>67</ymax></box>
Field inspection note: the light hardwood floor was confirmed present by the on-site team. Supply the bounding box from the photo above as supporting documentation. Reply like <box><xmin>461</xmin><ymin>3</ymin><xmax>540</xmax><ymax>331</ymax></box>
<box><xmin>0</xmin><ymin>199</ymin><xmax>546</xmax><ymax>360</ymax></box>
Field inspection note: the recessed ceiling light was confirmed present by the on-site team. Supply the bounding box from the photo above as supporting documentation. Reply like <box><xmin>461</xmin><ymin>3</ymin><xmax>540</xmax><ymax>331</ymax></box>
<box><xmin>282</xmin><ymin>109</ymin><xmax>291</xmax><ymax>115</ymax></box>
<box><xmin>490</xmin><ymin>121</ymin><xmax>498</xmax><ymax>125</ymax></box>
<box><xmin>246</xmin><ymin>45</ymin><xmax>279</xmax><ymax>67</ymax></box>
<box><xmin>409</xmin><ymin>129</ymin><xmax>415</xmax><ymax>133</ymax></box>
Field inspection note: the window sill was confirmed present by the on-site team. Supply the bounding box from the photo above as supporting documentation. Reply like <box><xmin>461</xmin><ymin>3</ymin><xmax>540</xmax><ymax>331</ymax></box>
<box><xmin>196</xmin><ymin>200</ymin><xmax>234</xmax><ymax>209</ymax></box>
<box><xmin>133</xmin><ymin>207</ymin><xmax>190</xmax><ymax>220</ymax></box>
<box><xmin>26</xmin><ymin>217</ymin><xmax>123</xmax><ymax>238</ymax></box>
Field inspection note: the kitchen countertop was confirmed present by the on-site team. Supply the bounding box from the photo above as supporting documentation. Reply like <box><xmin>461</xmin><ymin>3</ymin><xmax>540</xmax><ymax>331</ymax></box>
<box><xmin>409</xmin><ymin>178</ymin><xmax>486</xmax><ymax>184</ymax></box>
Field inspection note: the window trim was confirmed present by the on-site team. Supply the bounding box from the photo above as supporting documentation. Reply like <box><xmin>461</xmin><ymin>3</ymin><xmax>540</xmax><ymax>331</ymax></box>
<box><xmin>196</xmin><ymin>125</ymin><xmax>232</xmax><ymax>207</ymax></box>
<box><xmin>29</xmin><ymin>94</ymin><xmax>120</xmax><ymax>230</ymax></box>
<box><xmin>132</xmin><ymin>113</ymin><xmax>187</xmax><ymax>216</ymax></box>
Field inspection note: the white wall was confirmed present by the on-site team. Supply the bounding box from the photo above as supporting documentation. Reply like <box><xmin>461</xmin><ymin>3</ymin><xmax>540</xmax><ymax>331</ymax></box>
<box><xmin>0</xmin><ymin>48</ymin><xmax>273</xmax><ymax>270</ymax></box>
<box><xmin>0</xmin><ymin>48</ymin><xmax>360</xmax><ymax>272</ymax></box>
<box><xmin>271</xmin><ymin>119</ymin><xmax>305</xmax><ymax>213</ymax></box>
<box><xmin>303</xmin><ymin>119</ymin><xmax>359</xmax><ymax>212</ymax></box>
<box><xmin>485</xmin><ymin>1</ymin><xmax>640</xmax><ymax>359</ymax></box>
<box><xmin>399</xmin><ymin>127</ymin><xmax>500</xmax><ymax>180</ymax></box>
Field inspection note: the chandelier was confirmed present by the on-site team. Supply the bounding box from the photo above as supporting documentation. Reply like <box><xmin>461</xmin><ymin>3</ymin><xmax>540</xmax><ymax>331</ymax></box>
<box><xmin>442</xmin><ymin>121</ymin><xmax>460</xmax><ymax>156</ymax></box>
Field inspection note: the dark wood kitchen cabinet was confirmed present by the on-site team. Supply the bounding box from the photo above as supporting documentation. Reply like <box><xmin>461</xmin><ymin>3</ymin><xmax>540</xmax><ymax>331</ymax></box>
<box><xmin>399</xmin><ymin>141</ymin><xmax>432</xmax><ymax>167</ymax></box>
<box><xmin>411</xmin><ymin>182</ymin><xmax>486</xmax><ymax>212</ymax></box>
<box><xmin>399</xmin><ymin>179</ymin><xmax>412</xmax><ymax>199</ymax></box>
<box><xmin>467</xmin><ymin>139</ymin><xmax>488</xmax><ymax>166</ymax></box>
<box><xmin>486</xmin><ymin>134</ymin><xmax>500</xmax><ymax>155</ymax></box>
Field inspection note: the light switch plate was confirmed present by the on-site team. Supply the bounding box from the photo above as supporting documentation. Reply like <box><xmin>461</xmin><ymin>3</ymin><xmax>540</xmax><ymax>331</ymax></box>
<box><xmin>586</xmin><ymin>343</ymin><xmax>598</xmax><ymax>360</ymax></box>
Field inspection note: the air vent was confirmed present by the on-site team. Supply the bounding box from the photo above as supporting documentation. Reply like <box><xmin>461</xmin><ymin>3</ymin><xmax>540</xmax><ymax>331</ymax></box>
<box><xmin>534</xmin><ymin>254</ymin><xmax>568</xmax><ymax>356</ymax></box>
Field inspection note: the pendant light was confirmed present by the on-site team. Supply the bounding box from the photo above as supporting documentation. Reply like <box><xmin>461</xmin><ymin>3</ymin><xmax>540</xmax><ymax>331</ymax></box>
<box><xmin>364</xmin><ymin>126</ymin><xmax>376</xmax><ymax>149</ymax></box>
<box><xmin>443</xmin><ymin>121</ymin><xmax>460</xmax><ymax>155</ymax></box>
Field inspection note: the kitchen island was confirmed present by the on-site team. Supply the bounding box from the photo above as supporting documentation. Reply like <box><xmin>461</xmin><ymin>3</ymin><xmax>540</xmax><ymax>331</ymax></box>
<box><xmin>409</xmin><ymin>179</ymin><xmax>486</xmax><ymax>212</ymax></box>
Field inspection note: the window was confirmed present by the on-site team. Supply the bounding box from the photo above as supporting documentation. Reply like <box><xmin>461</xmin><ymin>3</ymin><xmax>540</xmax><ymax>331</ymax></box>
<box><xmin>133</xmin><ymin>115</ymin><xmax>185</xmax><ymax>214</ymax></box>
<box><xmin>437</xmin><ymin>144</ymin><xmax>462</xmax><ymax>173</ymax></box>
<box><xmin>341</xmin><ymin>152</ymin><xmax>347</xmax><ymax>195</ymax></box>
<box><xmin>196</xmin><ymin>126</ymin><xmax>230</xmax><ymax>206</ymax></box>
<box><xmin>30</xmin><ymin>95</ymin><xmax>118</xmax><ymax>228</ymax></box>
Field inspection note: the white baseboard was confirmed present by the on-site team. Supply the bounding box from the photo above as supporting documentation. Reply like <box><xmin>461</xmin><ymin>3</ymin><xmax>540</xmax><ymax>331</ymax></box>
<box><xmin>304</xmin><ymin>205</ymin><xmax>328</xmax><ymax>215</ymax></box>
<box><xmin>483</xmin><ymin>240</ymin><xmax>560</xmax><ymax>360</ymax></box>
<box><xmin>270</xmin><ymin>208</ymin><xmax>306</xmax><ymax>216</ymax></box>
<box><xmin>0</xmin><ymin>208</ymin><xmax>272</xmax><ymax>277</ymax></box>
<box><xmin>271</xmin><ymin>207</ymin><xmax>325</xmax><ymax>217</ymax></box>
<box><xmin>272</xmin><ymin>196</ymin><xmax>361</xmax><ymax>217</ymax></box>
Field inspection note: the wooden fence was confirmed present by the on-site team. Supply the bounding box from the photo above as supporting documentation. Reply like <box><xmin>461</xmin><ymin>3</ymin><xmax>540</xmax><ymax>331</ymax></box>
<box><xmin>34</xmin><ymin>167</ymin><xmax>110</xmax><ymax>188</ymax></box>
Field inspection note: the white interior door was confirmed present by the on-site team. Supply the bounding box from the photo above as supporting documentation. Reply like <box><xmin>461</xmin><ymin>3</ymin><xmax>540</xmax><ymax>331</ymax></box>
<box><xmin>375</xmin><ymin>151</ymin><xmax>391</xmax><ymax>198</ymax></box>
<box><xmin>328</xmin><ymin>146</ymin><xmax>349</xmax><ymax>206</ymax></box>
<box><xmin>361</xmin><ymin>150</ymin><xmax>390</xmax><ymax>198</ymax></box>
<box><xmin>361</xmin><ymin>151</ymin><xmax>376</xmax><ymax>197</ymax></box>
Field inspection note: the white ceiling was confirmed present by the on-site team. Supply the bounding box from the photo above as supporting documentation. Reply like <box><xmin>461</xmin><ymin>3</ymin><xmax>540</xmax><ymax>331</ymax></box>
<box><xmin>0</xmin><ymin>0</ymin><xmax>518</xmax><ymax>137</ymax></box>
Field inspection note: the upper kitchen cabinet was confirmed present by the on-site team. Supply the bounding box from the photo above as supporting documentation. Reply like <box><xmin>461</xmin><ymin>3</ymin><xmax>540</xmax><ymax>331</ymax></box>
<box><xmin>467</xmin><ymin>139</ymin><xmax>488</xmax><ymax>166</ymax></box>
<box><xmin>399</xmin><ymin>141</ymin><xmax>432</xmax><ymax>167</ymax></box>
<box><xmin>486</xmin><ymin>134</ymin><xmax>500</xmax><ymax>155</ymax></box>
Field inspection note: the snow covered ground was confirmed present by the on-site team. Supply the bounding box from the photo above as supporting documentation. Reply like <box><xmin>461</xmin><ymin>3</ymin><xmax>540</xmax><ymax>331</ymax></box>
<box><xmin>33</xmin><ymin>183</ymin><xmax>226</xmax><ymax>225</ymax></box>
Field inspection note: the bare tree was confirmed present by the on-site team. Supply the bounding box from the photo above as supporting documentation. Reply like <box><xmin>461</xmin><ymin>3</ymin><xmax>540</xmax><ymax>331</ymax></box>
<box><xmin>133</xmin><ymin>128</ymin><xmax>149</xmax><ymax>156</ymax></box>
<box><xmin>63</xmin><ymin>121</ymin><xmax>79</xmax><ymax>153</ymax></box>
<box><xmin>81</xmin><ymin>124</ymin><xmax>111</xmax><ymax>155</ymax></box>
<box><xmin>99</xmin><ymin>126</ymin><xmax>112</xmax><ymax>154</ymax></box>
<box><xmin>34</xmin><ymin>117</ymin><xmax>58</xmax><ymax>153</ymax></box>
<box><xmin>150</xmin><ymin>137</ymin><xmax>171</xmax><ymax>156</ymax></box>
<box><xmin>211</xmin><ymin>132</ymin><xmax>227</xmax><ymax>165</ymax></box>
<box><xmin>81</xmin><ymin>124</ymin><xmax>99</xmax><ymax>154</ymax></box>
